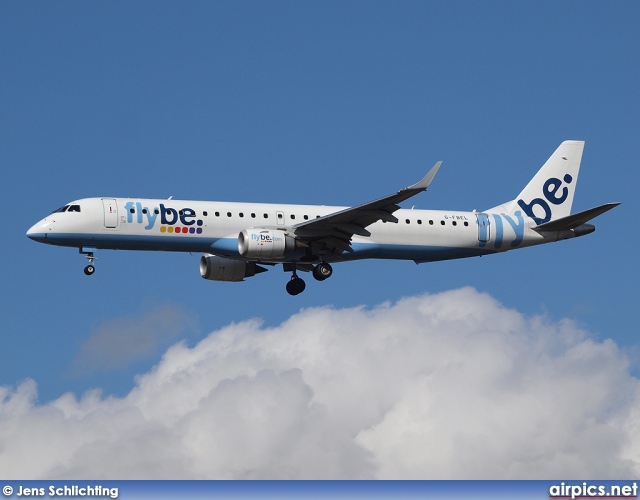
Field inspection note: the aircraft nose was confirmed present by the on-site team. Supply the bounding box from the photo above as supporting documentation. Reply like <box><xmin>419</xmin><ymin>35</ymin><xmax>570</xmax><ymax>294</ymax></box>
<box><xmin>26</xmin><ymin>221</ymin><xmax>48</xmax><ymax>242</ymax></box>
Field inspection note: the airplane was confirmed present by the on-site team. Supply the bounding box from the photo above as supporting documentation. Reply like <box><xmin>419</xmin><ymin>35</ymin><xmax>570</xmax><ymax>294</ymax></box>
<box><xmin>27</xmin><ymin>141</ymin><xmax>619</xmax><ymax>295</ymax></box>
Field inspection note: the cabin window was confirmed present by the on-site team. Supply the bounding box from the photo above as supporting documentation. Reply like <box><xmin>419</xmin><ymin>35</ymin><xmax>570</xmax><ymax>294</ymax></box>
<box><xmin>290</xmin><ymin>214</ymin><xmax>295</xmax><ymax>220</ymax></box>
<box><xmin>130</xmin><ymin>208</ymin><xmax>135</xmax><ymax>214</ymax></box>
<box><xmin>251</xmin><ymin>213</ymin><xmax>256</xmax><ymax>218</ymax></box>
<box><xmin>417</xmin><ymin>220</ymin><xmax>422</xmax><ymax>225</ymax></box>
<box><xmin>405</xmin><ymin>219</ymin><xmax>410</xmax><ymax>224</ymax></box>
<box><xmin>440</xmin><ymin>220</ymin><xmax>445</xmax><ymax>225</ymax></box>
<box><xmin>464</xmin><ymin>221</ymin><xmax>469</xmax><ymax>226</ymax></box>
<box><xmin>304</xmin><ymin>215</ymin><xmax>309</xmax><ymax>220</ymax></box>
<box><xmin>227</xmin><ymin>212</ymin><xmax>232</xmax><ymax>217</ymax></box>
<box><xmin>155</xmin><ymin>209</ymin><xmax>160</xmax><ymax>215</ymax></box>
<box><xmin>278</xmin><ymin>213</ymin><xmax>283</xmax><ymax>219</ymax></box>
<box><xmin>203</xmin><ymin>211</ymin><xmax>208</xmax><ymax>216</ymax></box>
<box><xmin>179</xmin><ymin>210</ymin><xmax>183</xmax><ymax>216</ymax></box>
<box><xmin>239</xmin><ymin>213</ymin><xmax>244</xmax><ymax>218</ymax></box>
<box><xmin>452</xmin><ymin>221</ymin><xmax>457</xmax><ymax>226</ymax></box>
<box><xmin>215</xmin><ymin>211</ymin><xmax>220</xmax><ymax>217</ymax></box>
<box><xmin>263</xmin><ymin>213</ymin><xmax>268</xmax><ymax>219</ymax></box>
<box><xmin>429</xmin><ymin>220</ymin><xmax>434</xmax><ymax>225</ymax></box>
<box><xmin>142</xmin><ymin>208</ymin><xmax>147</xmax><ymax>214</ymax></box>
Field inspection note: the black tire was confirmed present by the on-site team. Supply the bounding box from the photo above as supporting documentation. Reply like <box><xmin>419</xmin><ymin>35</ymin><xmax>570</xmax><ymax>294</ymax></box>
<box><xmin>286</xmin><ymin>277</ymin><xmax>306</xmax><ymax>295</ymax></box>
<box><xmin>84</xmin><ymin>265</ymin><xmax>95</xmax><ymax>276</ymax></box>
<box><xmin>313</xmin><ymin>262</ymin><xmax>333</xmax><ymax>281</ymax></box>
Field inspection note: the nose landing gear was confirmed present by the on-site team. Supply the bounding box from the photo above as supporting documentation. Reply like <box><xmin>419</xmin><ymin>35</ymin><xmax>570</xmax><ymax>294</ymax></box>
<box><xmin>80</xmin><ymin>248</ymin><xmax>97</xmax><ymax>276</ymax></box>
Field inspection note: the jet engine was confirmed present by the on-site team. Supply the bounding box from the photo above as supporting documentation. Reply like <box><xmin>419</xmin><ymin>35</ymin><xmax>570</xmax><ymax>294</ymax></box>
<box><xmin>200</xmin><ymin>254</ymin><xmax>267</xmax><ymax>282</ymax></box>
<box><xmin>238</xmin><ymin>229</ymin><xmax>296</xmax><ymax>259</ymax></box>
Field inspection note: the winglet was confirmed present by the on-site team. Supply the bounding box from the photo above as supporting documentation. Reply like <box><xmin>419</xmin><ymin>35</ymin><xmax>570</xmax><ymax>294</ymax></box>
<box><xmin>407</xmin><ymin>161</ymin><xmax>442</xmax><ymax>191</ymax></box>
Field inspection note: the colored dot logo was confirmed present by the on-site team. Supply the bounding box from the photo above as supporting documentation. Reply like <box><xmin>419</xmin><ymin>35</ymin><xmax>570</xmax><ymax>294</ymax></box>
<box><xmin>160</xmin><ymin>226</ymin><xmax>202</xmax><ymax>234</ymax></box>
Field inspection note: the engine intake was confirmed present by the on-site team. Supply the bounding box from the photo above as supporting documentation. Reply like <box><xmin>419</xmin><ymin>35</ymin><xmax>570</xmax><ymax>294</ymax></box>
<box><xmin>238</xmin><ymin>229</ymin><xmax>296</xmax><ymax>259</ymax></box>
<box><xmin>200</xmin><ymin>254</ymin><xmax>266</xmax><ymax>282</ymax></box>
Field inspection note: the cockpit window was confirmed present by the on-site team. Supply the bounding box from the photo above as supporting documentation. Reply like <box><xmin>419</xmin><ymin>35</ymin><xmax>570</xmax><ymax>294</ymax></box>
<box><xmin>68</xmin><ymin>205</ymin><xmax>81</xmax><ymax>212</ymax></box>
<box><xmin>53</xmin><ymin>205</ymin><xmax>69</xmax><ymax>213</ymax></box>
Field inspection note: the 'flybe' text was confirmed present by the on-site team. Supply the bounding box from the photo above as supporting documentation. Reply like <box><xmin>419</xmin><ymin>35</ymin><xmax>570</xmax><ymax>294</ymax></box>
<box><xmin>251</xmin><ymin>232</ymin><xmax>284</xmax><ymax>244</ymax></box>
<box><xmin>477</xmin><ymin>212</ymin><xmax>525</xmax><ymax>249</ymax></box>
<box><xmin>517</xmin><ymin>174</ymin><xmax>573</xmax><ymax>224</ymax></box>
<box><xmin>123</xmin><ymin>202</ymin><xmax>203</xmax><ymax>230</ymax></box>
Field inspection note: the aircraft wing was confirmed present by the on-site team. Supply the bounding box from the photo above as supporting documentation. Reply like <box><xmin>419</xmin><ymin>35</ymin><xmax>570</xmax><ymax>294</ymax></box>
<box><xmin>292</xmin><ymin>162</ymin><xmax>441</xmax><ymax>253</ymax></box>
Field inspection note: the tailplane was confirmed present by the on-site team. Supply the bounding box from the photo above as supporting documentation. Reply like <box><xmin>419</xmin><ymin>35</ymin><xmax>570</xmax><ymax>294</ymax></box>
<box><xmin>532</xmin><ymin>202</ymin><xmax>619</xmax><ymax>232</ymax></box>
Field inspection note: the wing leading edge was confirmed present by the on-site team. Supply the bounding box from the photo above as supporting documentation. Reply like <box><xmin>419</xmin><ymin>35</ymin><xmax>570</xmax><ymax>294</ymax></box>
<box><xmin>292</xmin><ymin>162</ymin><xmax>442</xmax><ymax>254</ymax></box>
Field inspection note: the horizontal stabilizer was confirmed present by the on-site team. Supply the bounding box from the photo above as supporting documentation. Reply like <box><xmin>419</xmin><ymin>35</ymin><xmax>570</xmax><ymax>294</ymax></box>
<box><xmin>533</xmin><ymin>202</ymin><xmax>620</xmax><ymax>232</ymax></box>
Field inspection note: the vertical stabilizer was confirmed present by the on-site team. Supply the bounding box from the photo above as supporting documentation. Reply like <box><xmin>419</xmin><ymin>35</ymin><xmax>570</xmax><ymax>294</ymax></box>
<box><xmin>497</xmin><ymin>141</ymin><xmax>585</xmax><ymax>224</ymax></box>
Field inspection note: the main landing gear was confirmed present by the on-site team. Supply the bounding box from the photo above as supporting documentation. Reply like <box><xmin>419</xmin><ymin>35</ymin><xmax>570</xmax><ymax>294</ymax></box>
<box><xmin>80</xmin><ymin>248</ymin><xmax>96</xmax><ymax>276</ymax></box>
<box><xmin>286</xmin><ymin>274</ymin><xmax>306</xmax><ymax>296</ymax></box>
<box><xmin>286</xmin><ymin>262</ymin><xmax>333</xmax><ymax>295</ymax></box>
<box><xmin>312</xmin><ymin>262</ymin><xmax>333</xmax><ymax>281</ymax></box>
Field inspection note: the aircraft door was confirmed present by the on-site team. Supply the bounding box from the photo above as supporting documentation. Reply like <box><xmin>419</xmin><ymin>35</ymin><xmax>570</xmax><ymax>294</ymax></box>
<box><xmin>276</xmin><ymin>211</ymin><xmax>285</xmax><ymax>226</ymax></box>
<box><xmin>102</xmin><ymin>199</ymin><xmax>119</xmax><ymax>229</ymax></box>
<box><xmin>476</xmin><ymin>213</ymin><xmax>490</xmax><ymax>244</ymax></box>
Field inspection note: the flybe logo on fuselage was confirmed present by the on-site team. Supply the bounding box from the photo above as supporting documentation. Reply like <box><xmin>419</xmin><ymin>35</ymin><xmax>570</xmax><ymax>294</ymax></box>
<box><xmin>477</xmin><ymin>211</ymin><xmax>525</xmax><ymax>249</ymax></box>
<box><xmin>516</xmin><ymin>175</ymin><xmax>573</xmax><ymax>225</ymax></box>
<box><xmin>123</xmin><ymin>202</ymin><xmax>204</xmax><ymax>234</ymax></box>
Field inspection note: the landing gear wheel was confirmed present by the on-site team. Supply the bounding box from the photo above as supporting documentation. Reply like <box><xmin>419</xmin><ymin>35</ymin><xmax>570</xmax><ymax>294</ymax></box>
<box><xmin>286</xmin><ymin>277</ymin><xmax>306</xmax><ymax>296</ymax></box>
<box><xmin>313</xmin><ymin>262</ymin><xmax>333</xmax><ymax>281</ymax></box>
<box><xmin>80</xmin><ymin>249</ymin><xmax>97</xmax><ymax>275</ymax></box>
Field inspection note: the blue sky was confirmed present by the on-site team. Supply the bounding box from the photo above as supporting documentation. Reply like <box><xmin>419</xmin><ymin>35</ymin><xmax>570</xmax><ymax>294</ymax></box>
<box><xmin>1</xmin><ymin>1</ymin><xmax>639</xmax><ymax>478</ymax></box>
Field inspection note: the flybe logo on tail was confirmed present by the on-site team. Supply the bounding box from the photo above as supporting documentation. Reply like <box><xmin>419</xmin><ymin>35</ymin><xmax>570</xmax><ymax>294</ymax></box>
<box><xmin>517</xmin><ymin>175</ymin><xmax>573</xmax><ymax>224</ymax></box>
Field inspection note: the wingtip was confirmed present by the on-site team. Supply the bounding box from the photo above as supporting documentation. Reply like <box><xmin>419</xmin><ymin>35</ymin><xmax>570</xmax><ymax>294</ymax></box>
<box><xmin>408</xmin><ymin>161</ymin><xmax>442</xmax><ymax>191</ymax></box>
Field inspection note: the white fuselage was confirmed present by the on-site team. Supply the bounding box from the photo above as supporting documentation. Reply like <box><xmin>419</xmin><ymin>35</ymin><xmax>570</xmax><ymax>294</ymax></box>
<box><xmin>27</xmin><ymin>197</ymin><xmax>561</xmax><ymax>264</ymax></box>
<box><xmin>25</xmin><ymin>142</ymin><xmax>616</xmax><ymax>294</ymax></box>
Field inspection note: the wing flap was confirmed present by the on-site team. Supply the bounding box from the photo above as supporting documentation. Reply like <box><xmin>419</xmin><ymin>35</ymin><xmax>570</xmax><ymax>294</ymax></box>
<box><xmin>333</xmin><ymin>223</ymin><xmax>372</xmax><ymax>237</ymax></box>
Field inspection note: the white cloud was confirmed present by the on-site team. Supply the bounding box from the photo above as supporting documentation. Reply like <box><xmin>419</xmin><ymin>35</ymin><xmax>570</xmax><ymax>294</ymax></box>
<box><xmin>1</xmin><ymin>287</ymin><xmax>639</xmax><ymax>479</ymax></box>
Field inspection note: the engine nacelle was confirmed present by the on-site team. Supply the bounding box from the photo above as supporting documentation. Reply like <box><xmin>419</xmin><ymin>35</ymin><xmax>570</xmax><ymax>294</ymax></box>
<box><xmin>200</xmin><ymin>254</ymin><xmax>266</xmax><ymax>282</ymax></box>
<box><xmin>238</xmin><ymin>229</ymin><xmax>296</xmax><ymax>259</ymax></box>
